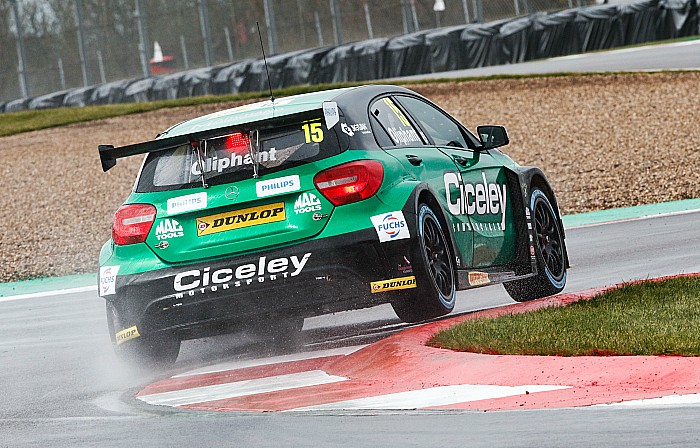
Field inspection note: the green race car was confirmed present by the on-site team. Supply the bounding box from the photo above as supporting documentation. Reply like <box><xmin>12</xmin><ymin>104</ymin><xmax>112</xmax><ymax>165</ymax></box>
<box><xmin>98</xmin><ymin>85</ymin><xmax>569</xmax><ymax>367</ymax></box>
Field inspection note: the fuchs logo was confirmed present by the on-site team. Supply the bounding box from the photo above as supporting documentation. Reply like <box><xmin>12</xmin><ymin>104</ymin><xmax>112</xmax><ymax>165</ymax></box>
<box><xmin>191</xmin><ymin>148</ymin><xmax>278</xmax><ymax>176</ymax></box>
<box><xmin>155</xmin><ymin>219</ymin><xmax>184</xmax><ymax>240</ymax></box>
<box><xmin>370</xmin><ymin>276</ymin><xmax>417</xmax><ymax>293</ymax></box>
<box><xmin>173</xmin><ymin>253</ymin><xmax>311</xmax><ymax>297</ymax></box>
<box><xmin>294</xmin><ymin>193</ymin><xmax>322</xmax><ymax>214</ymax></box>
<box><xmin>370</xmin><ymin>211</ymin><xmax>410</xmax><ymax>243</ymax></box>
<box><xmin>444</xmin><ymin>171</ymin><xmax>508</xmax><ymax>231</ymax></box>
<box><xmin>99</xmin><ymin>265</ymin><xmax>119</xmax><ymax>297</ymax></box>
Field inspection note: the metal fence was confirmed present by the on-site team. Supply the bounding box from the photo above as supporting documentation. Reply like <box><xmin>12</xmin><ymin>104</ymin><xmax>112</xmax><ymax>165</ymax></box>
<box><xmin>1</xmin><ymin>0</ymin><xmax>606</xmax><ymax>103</ymax></box>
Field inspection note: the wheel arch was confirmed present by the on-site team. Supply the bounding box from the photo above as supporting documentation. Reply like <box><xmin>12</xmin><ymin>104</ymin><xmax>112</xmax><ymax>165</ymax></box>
<box><xmin>402</xmin><ymin>182</ymin><xmax>462</xmax><ymax>272</ymax></box>
<box><xmin>512</xmin><ymin>167</ymin><xmax>570</xmax><ymax>270</ymax></box>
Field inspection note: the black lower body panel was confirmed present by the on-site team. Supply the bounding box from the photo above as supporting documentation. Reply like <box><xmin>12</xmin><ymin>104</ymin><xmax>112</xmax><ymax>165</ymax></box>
<box><xmin>107</xmin><ymin>229</ymin><xmax>416</xmax><ymax>337</ymax></box>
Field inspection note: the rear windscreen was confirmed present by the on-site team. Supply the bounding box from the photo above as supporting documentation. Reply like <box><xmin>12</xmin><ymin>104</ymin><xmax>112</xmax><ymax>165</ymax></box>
<box><xmin>136</xmin><ymin>115</ymin><xmax>345</xmax><ymax>192</ymax></box>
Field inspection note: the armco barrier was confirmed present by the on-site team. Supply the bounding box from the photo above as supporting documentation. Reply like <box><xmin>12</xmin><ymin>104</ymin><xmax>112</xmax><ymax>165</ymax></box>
<box><xmin>2</xmin><ymin>0</ymin><xmax>697</xmax><ymax>113</ymax></box>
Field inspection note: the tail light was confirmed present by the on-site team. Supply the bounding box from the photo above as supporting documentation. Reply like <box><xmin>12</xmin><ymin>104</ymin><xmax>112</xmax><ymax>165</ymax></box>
<box><xmin>314</xmin><ymin>160</ymin><xmax>384</xmax><ymax>206</ymax></box>
<box><xmin>112</xmin><ymin>204</ymin><xmax>156</xmax><ymax>246</ymax></box>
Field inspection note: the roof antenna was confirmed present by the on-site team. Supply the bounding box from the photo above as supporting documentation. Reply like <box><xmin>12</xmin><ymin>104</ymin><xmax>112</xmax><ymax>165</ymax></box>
<box><xmin>256</xmin><ymin>21</ymin><xmax>275</xmax><ymax>103</ymax></box>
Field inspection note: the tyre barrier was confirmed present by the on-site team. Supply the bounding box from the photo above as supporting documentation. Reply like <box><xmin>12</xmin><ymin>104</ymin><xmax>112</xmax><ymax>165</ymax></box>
<box><xmin>1</xmin><ymin>0</ymin><xmax>697</xmax><ymax>113</ymax></box>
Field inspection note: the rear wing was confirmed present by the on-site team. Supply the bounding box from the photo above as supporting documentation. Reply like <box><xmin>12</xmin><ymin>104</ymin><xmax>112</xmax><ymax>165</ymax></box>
<box><xmin>98</xmin><ymin>125</ymin><xmax>243</xmax><ymax>172</ymax></box>
<box><xmin>97</xmin><ymin>107</ymin><xmax>326</xmax><ymax>172</ymax></box>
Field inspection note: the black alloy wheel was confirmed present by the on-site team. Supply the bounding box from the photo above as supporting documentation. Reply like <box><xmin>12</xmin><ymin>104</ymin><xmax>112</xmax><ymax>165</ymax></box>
<box><xmin>422</xmin><ymin>210</ymin><xmax>454</xmax><ymax>298</ymax></box>
<box><xmin>533</xmin><ymin>193</ymin><xmax>565</xmax><ymax>282</ymax></box>
<box><xmin>503</xmin><ymin>188</ymin><xmax>567</xmax><ymax>302</ymax></box>
<box><xmin>391</xmin><ymin>204</ymin><xmax>456</xmax><ymax>323</ymax></box>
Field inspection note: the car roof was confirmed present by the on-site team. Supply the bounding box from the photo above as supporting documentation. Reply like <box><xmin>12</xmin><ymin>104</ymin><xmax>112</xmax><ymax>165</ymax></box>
<box><xmin>160</xmin><ymin>84</ymin><xmax>415</xmax><ymax>138</ymax></box>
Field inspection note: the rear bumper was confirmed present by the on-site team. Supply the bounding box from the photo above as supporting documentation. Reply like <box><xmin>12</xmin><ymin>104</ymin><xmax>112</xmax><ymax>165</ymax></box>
<box><xmin>106</xmin><ymin>229</ymin><xmax>416</xmax><ymax>337</ymax></box>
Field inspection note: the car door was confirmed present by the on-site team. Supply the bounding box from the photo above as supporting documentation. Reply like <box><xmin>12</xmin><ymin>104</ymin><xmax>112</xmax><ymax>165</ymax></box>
<box><xmin>394</xmin><ymin>95</ymin><xmax>515</xmax><ymax>269</ymax></box>
<box><xmin>368</xmin><ymin>95</ymin><xmax>474</xmax><ymax>269</ymax></box>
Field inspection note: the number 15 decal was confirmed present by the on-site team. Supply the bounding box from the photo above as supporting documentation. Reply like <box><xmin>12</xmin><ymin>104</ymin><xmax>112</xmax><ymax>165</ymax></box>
<box><xmin>302</xmin><ymin>122</ymin><xmax>324</xmax><ymax>143</ymax></box>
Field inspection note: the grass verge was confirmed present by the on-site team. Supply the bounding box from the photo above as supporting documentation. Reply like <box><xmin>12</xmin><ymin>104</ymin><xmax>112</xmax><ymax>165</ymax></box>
<box><xmin>429</xmin><ymin>276</ymin><xmax>700</xmax><ymax>356</ymax></box>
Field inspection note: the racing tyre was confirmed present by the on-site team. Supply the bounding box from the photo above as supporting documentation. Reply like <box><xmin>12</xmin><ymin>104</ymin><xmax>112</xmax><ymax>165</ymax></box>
<box><xmin>392</xmin><ymin>204</ymin><xmax>456</xmax><ymax>323</ymax></box>
<box><xmin>504</xmin><ymin>188</ymin><xmax>567</xmax><ymax>302</ymax></box>
<box><xmin>106</xmin><ymin>302</ymin><xmax>180</xmax><ymax>369</ymax></box>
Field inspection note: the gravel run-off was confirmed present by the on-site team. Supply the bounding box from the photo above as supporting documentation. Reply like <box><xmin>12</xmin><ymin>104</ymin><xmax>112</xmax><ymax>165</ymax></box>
<box><xmin>1</xmin><ymin>72</ymin><xmax>698</xmax><ymax>282</ymax></box>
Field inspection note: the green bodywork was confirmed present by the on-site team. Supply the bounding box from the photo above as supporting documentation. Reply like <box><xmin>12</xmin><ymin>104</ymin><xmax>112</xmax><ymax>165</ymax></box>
<box><xmin>100</xmin><ymin>87</ymin><xmax>520</xmax><ymax>278</ymax></box>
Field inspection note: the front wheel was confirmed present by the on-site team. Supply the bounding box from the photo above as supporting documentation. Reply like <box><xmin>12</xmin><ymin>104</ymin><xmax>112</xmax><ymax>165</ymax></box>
<box><xmin>106</xmin><ymin>302</ymin><xmax>180</xmax><ymax>369</ymax></box>
<box><xmin>391</xmin><ymin>204</ymin><xmax>456</xmax><ymax>323</ymax></box>
<box><xmin>504</xmin><ymin>188</ymin><xmax>567</xmax><ymax>302</ymax></box>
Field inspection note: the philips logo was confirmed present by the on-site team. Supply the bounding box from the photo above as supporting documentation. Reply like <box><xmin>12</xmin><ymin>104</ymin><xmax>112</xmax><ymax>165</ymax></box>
<box><xmin>370</xmin><ymin>211</ymin><xmax>410</xmax><ymax>243</ymax></box>
<box><xmin>167</xmin><ymin>192</ymin><xmax>207</xmax><ymax>215</ymax></box>
<box><xmin>256</xmin><ymin>175</ymin><xmax>301</xmax><ymax>198</ymax></box>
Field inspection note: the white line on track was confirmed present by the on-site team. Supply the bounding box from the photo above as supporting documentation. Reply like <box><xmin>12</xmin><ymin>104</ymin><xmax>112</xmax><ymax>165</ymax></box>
<box><xmin>286</xmin><ymin>384</ymin><xmax>571</xmax><ymax>411</ymax></box>
<box><xmin>137</xmin><ymin>370</ymin><xmax>348</xmax><ymax>407</ymax></box>
<box><xmin>551</xmin><ymin>39</ymin><xmax>700</xmax><ymax>61</ymax></box>
<box><xmin>565</xmin><ymin>208</ymin><xmax>700</xmax><ymax>230</ymax></box>
<box><xmin>0</xmin><ymin>285</ymin><xmax>97</xmax><ymax>303</ymax></box>
<box><xmin>173</xmin><ymin>345</ymin><xmax>367</xmax><ymax>378</ymax></box>
<box><xmin>595</xmin><ymin>394</ymin><xmax>700</xmax><ymax>407</ymax></box>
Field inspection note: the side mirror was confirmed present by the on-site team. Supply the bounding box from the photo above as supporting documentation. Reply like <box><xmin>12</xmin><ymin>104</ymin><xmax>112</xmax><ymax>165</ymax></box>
<box><xmin>477</xmin><ymin>125</ymin><xmax>509</xmax><ymax>150</ymax></box>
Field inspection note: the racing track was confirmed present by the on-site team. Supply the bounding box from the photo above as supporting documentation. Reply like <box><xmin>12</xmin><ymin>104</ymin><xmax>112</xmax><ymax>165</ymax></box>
<box><xmin>399</xmin><ymin>39</ymin><xmax>700</xmax><ymax>79</ymax></box>
<box><xmin>3</xmin><ymin>40</ymin><xmax>700</xmax><ymax>445</ymax></box>
<box><xmin>2</xmin><ymin>210</ymin><xmax>700</xmax><ymax>446</ymax></box>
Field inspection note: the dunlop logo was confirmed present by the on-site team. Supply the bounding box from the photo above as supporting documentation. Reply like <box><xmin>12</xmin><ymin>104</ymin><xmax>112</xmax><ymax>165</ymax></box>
<box><xmin>370</xmin><ymin>275</ymin><xmax>417</xmax><ymax>294</ymax></box>
<box><xmin>197</xmin><ymin>202</ymin><xmax>285</xmax><ymax>236</ymax></box>
<box><xmin>115</xmin><ymin>326</ymin><xmax>140</xmax><ymax>345</ymax></box>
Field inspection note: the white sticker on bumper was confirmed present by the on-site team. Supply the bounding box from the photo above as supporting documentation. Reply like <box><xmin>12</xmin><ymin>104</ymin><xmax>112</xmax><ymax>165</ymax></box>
<box><xmin>99</xmin><ymin>265</ymin><xmax>120</xmax><ymax>296</ymax></box>
<box><xmin>371</xmin><ymin>211</ymin><xmax>411</xmax><ymax>243</ymax></box>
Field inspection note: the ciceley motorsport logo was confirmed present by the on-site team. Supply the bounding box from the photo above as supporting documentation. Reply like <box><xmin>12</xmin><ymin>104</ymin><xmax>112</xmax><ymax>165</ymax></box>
<box><xmin>444</xmin><ymin>171</ymin><xmax>508</xmax><ymax>231</ymax></box>
<box><xmin>173</xmin><ymin>253</ymin><xmax>311</xmax><ymax>298</ymax></box>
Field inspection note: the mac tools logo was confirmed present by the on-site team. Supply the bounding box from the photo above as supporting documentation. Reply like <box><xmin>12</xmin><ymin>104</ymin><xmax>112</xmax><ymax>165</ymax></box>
<box><xmin>294</xmin><ymin>193</ymin><xmax>322</xmax><ymax>214</ymax></box>
<box><xmin>443</xmin><ymin>171</ymin><xmax>508</xmax><ymax>231</ymax></box>
<box><xmin>155</xmin><ymin>219</ymin><xmax>184</xmax><ymax>240</ymax></box>
<box><xmin>370</xmin><ymin>211</ymin><xmax>410</xmax><ymax>243</ymax></box>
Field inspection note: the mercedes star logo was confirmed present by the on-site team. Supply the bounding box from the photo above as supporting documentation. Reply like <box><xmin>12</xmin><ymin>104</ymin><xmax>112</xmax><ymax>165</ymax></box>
<box><xmin>224</xmin><ymin>186</ymin><xmax>240</xmax><ymax>200</ymax></box>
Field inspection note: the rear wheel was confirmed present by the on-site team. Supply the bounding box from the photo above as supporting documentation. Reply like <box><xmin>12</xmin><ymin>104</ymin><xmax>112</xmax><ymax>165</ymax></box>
<box><xmin>504</xmin><ymin>188</ymin><xmax>567</xmax><ymax>302</ymax></box>
<box><xmin>392</xmin><ymin>204</ymin><xmax>456</xmax><ymax>323</ymax></box>
<box><xmin>106</xmin><ymin>302</ymin><xmax>180</xmax><ymax>369</ymax></box>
